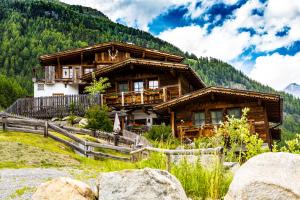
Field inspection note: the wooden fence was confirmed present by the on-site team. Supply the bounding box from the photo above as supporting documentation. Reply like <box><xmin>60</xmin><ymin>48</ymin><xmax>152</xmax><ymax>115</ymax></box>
<box><xmin>0</xmin><ymin>114</ymin><xmax>133</xmax><ymax>161</ymax></box>
<box><xmin>0</xmin><ymin>112</ymin><xmax>224</xmax><ymax>167</ymax></box>
<box><xmin>5</xmin><ymin>94</ymin><xmax>101</xmax><ymax>119</ymax></box>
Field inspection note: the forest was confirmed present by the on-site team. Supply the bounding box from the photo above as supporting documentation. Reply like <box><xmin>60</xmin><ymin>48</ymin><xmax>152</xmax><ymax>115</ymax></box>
<box><xmin>0</xmin><ymin>0</ymin><xmax>299</xmax><ymax>134</ymax></box>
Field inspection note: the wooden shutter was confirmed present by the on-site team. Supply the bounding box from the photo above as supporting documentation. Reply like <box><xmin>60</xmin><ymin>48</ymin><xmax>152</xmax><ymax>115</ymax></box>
<box><xmin>45</xmin><ymin>66</ymin><xmax>55</xmax><ymax>84</ymax></box>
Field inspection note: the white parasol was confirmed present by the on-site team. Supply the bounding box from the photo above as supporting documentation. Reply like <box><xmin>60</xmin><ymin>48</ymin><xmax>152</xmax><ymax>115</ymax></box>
<box><xmin>113</xmin><ymin>113</ymin><xmax>121</xmax><ymax>133</ymax></box>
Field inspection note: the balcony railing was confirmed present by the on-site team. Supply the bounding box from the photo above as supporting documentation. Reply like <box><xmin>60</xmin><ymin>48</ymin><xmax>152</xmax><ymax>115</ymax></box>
<box><xmin>101</xmin><ymin>84</ymin><xmax>179</xmax><ymax>107</ymax></box>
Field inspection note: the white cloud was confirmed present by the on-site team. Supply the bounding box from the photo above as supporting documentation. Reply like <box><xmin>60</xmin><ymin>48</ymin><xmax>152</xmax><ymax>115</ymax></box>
<box><xmin>250</xmin><ymin>52</ymin><xmax>300</xmax><ymax>90</ymax></box>
<box><xmin>159</xmin><ymin>24</ymin><xmax>251</xmax><ymax>62</ymax></box>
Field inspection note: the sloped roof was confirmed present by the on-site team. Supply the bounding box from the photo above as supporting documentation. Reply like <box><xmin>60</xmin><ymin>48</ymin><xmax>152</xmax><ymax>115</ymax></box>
<box><xmin>154</xmin><ymin>86</ymin><xmax>283</xmax><ymax>123</ymax></box>
<box><xmin>82</xmin><ymin>58</ymin><xmax>206</xmax><ymax>88</ymax></box>
<box><xmin>39</xmin><ymin>42</ymin><xmax>184</xmax><ymax>63</ymax></box>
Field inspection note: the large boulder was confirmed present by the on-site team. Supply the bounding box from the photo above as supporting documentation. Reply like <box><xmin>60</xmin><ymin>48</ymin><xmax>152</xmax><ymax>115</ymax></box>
<box><xmin>97</xmin><ymin>168</ymin><xmax>188</xmax><ymax>200</ymax></box>
<box><xmin>225</xmin><ymin>152</ymin><xmax>300</xmax><ymax>200</ymax></box>
<box><xmin>32</xmin><ymin>177</ymin><xmax>96</xmax><ymax>200</ymax></box>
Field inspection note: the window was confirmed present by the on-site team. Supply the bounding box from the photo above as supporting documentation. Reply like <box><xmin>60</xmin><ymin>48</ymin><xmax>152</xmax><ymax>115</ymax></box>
<box><xmin>227</xmin><ymin>108</ymin><xmax>241</xmax><ymax>119</ymax></box>
<box><xmin>211</xmin><ymin>110</ymin><xmax>223</xmax><ymax>124</ymax></box>
<box><xmin>62</xmin><ymin>66</ymin><xmax>73</xmax><ymax>79</ymax></box>
<box><xmin>119</xmin><ymin>82</ymin><xmax>129</xmax><ymax>92</ymax></box>
<box><xmin>84</xmin><ymin>68</ymin><xmax>94</xmax><ymax>74</ymax></box>
<box><xmin>149</xmin><ymin>80</ymin><xmax>158</xmax><ymax>89</ymax></box>
<box><xmin>37</xmin><ymin>83</ymin><xmax>44</xmax><ymax>91</ymax></box>
<box><xmin>194</xmin><ymin>111</ymin><xmax>205</xmax><ymax>126</ymax></box>
<box><xmin>134</xmin><ymin>81</ymin><xmax>144</xmax><ymax>92</ymax></box>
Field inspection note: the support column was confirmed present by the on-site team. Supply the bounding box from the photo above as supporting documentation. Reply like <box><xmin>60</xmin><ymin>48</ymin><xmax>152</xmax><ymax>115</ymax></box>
<box><xmin>170</xmin><ymin>112</ymin><xmax>175</xmax><ymax>137</ymax></box>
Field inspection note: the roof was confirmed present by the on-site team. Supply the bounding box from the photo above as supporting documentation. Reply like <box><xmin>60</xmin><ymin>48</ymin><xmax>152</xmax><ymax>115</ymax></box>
<box><xmin>154</xmin><ymin>86</ymin><xmax>283</xmax><ymax>123</ymax></box>
<box><xmin>39</xmin><ymin>42</ymin><xmax>184</xmax><ymax>63</ymax></box>
<box><xmin>81</xmin><ymin>58</ymin><xmax>206</xmax><ymax>88</ymax></box>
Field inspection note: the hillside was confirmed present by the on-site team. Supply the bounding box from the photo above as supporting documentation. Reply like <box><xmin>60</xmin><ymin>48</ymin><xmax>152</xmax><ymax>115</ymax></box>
<box><xmin>285</xmin><ymin>83</ymin><xmax>300</xmax><ymax>98</ymax></box>
<box><xmin>0</xmin><ymin>0</ymin><xmax>300</xmax><ymax>133</ymax></box>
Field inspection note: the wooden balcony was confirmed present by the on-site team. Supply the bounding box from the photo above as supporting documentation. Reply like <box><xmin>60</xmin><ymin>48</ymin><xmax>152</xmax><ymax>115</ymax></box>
<box><xmin>102</xmin><ymin>85</ymin><xmax>179</xmax><ymax>107</ymax></box>
<box><xmin>178</xmin><ymin>120</ymin><xmax>256</xmax><ymax>140</ymax></box>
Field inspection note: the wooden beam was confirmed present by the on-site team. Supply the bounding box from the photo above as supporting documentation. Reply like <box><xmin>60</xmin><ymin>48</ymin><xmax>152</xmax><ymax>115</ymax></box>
<box><xmin>170</xmin><ymin>112</ymin><xmax>175</xmax><ymax>137</ymax></box>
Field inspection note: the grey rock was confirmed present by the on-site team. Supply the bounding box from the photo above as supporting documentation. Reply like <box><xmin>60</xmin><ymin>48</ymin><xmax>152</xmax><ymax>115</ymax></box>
<box><xmin>79</xmin><ymin>118</ymin><xmax>88</xmax><ymax>127</ymax></box>
<box><xmin>225</xmin><ymin>152</ymin><xmax>300</xmax><ymax>200</ymax></box>
<box><xmin>98</xmin><ymin>168</ymin><xmax>188</xmax><ymax>200</ymax></box>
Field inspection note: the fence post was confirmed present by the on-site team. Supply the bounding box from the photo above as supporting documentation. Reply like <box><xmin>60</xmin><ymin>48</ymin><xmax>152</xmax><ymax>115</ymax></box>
<box><xmin>44</xmin><ymin>121</ymin><xmax>48</xmax><ymax>137</ymax></box>
<box><xmin>163</xmin><ymin>87</ymin><xmax>167</xmax><ymax>102</ymax></box>
<box><xmin>2</xmin><ymin>117</ymin><xmax>7</xmax><ymax>131</ymax></box>
<box><xmin>100</xmin><ymin>94</ymin><xmax>104</xmax><ymax>107</ymax></box>
<box><xmin>141</xmin><ymin>89</ymin><xmax>144</xmax><ymax>104</ymax></box>
<box><xmin>166</xmin><ymin>153</ymin><xmax>171</xmax><ymax>172</ymax></box>
<box><xmin>121</xmin><ymin>92</ymin><xmax>125</xmax><ymax>106</ymax></box>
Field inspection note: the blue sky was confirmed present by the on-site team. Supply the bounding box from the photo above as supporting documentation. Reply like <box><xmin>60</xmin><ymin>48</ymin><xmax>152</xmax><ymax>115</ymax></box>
<box><xmin>61</xmin><ymin>0</ymin><xmax>300</xmax><ymax>90</ymax></box>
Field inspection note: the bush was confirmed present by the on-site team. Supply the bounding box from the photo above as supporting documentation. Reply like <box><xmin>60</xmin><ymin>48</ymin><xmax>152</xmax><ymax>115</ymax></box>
<box><xmin>146</xmin><ymin>124</ymin><xmax>172</xmax><ymax>141</ymax></box>
<box><xmin>85</xmin><ymin>105</ymin><xmax>113</xmax><ymax>132</ymax></box>
<box><xmin>273</xmin><ymin>134</ymin><xmax>300</xmax><ymax>154</ymax></box>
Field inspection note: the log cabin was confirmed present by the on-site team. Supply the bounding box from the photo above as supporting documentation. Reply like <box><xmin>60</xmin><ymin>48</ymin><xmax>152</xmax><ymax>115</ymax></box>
<box><xmin>33</xmin><ymin>42</ymin><xmax>282</xmax><ymax>146</ymax></box>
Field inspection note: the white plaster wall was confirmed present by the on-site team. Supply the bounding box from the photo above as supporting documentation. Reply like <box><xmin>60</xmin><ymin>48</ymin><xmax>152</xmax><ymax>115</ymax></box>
<box><xmin>34</xmin><ymin>82</ymin><xmax>79</xmax><ymax>97</ymax></box>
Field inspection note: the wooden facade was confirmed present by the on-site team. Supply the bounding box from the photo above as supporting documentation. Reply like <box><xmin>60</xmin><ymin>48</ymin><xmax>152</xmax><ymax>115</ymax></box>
<box><xmin>32</xmin><ymin>42</ymin><xmax>283</xmax><ymax>145</ymax></box>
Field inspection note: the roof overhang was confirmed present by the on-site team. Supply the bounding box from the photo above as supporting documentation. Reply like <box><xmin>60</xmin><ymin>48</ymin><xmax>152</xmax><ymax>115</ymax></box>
<box><xmin>39</xmin><ymin>42</ymin><xmax>184</xmax><ymax>64</ymax></box>
<box><xmin>82</xmin><ymin>58</ymin><xmax>206</xmax><ymax>89</ymax></box>
<box><xmin>154</xmin><ymin>86</ymin><xmax>283</xmax><ymax>123</ymax></box>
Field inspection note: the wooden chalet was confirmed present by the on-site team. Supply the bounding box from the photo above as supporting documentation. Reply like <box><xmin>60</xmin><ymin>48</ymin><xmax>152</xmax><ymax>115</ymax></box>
<box><xmin>30</xmin><ymin>41</ymin><xmax>282</xmax><ymax>145</ymax></box>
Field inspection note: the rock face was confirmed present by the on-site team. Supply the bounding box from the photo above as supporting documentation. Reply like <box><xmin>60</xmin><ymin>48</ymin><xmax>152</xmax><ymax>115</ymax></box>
<box><xmin>225</xmin><ymin>152</ymin><xmax>300</xmax><ymax>200</ymax></box>
<box><xmin>97</xmin><ymin>168</ymin><xmax>188</xmax><ymax>200</ymax></box>
<box><xmin>32</xmin><ymin>177</ymin><xmax>96</xmax><ymax>200</ymax></box>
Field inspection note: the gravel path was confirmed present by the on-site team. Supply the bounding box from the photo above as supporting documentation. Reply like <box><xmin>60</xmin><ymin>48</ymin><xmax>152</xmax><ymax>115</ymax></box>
<box><xmin>0</xmin><ymin>168</ymin><xmax>76</xmax><ymax>200</ymax></box>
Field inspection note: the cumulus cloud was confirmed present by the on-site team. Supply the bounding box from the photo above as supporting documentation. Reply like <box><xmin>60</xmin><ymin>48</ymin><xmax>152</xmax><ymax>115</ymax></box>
<box><xmin>250</xmin><ymin>52</ymin><xmax>300</xmax><ymax>90</ymax></box>
<box><xmin>159</xmin><ymin>24</ymin><xmax>251</xmax><ymax>61</ymax></box>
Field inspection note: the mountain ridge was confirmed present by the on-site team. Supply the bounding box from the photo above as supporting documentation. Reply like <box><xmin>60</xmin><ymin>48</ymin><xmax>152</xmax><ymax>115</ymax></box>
<box><xmin>284</xmin><ymin>83</ymin><xmax>300</xmax><ymax>98</ymax></box>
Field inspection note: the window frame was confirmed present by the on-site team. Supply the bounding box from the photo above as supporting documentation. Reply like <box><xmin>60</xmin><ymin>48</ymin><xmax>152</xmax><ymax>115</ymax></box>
<box><xmin>62</xmin><ymin>66</ymin><xmax>73</xmax><ymax>79</ymax></box>
<box><xmin>148</xmin><ymin>79</ymin><xmax>159</xmax><ymax>89</ymax></box>
<box><xmin>118</xmin><ymin>82</ymin><xmax>129</xmax><ymax>92</ymax></box>
<box><xmin>194</xmin><ymin>111</ymin><xmax>206</xmax><ymax>127</ymax></box>
<box><xmin>134</xmin><ymin>81</ymin><xmax>144</xmax><ymax>92</ymax></box>
<box><xmin>210</xmin><ymin>109</ymin><xmax>224</xmax><ymax>125</ymax></box>
<box><xmin>227</xmin><ymin>107</ymin><xmax>242</xmax><ymax>119</ymax></box>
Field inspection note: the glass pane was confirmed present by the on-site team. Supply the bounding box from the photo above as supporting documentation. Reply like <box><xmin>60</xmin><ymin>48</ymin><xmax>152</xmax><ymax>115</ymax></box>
<box><xmin>227</xmin><ymin>108</ymin><xmax>241</xmax><ymax>118</ymax></box>
<box><xmin>194</xmin><ymin>112</ymin><xmax>205</xmax><ymax>126</ymax></box>
<box><xmin>149</xmin><ymin>80</ymin><xmax>158</xmax><ymax>89</ymax></box>
<box><xmin>119</xmin><ymin>83</ymin><xmax>128</xmax><ymax>92</ymax></box>
<box><xmin>211</xmin><ymin>110</ymin><xmax>223</xmax><ymax>124</ymax></box>
<box><xmin>134</xmin><ymin>81</ymin><xmax>143</xmax><ymax>92</ymax></box>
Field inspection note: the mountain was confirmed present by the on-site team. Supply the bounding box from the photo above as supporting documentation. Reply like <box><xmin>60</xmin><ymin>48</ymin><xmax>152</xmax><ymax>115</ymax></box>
<box><xmin>284</xmin><ymin>83</ymin><xmax>300</xmax><ymax>98</ymax></box>
<box><xmin>0</xmin><ymin>0</ymin><xmax>300</xmax><ymax>134</ymax></box>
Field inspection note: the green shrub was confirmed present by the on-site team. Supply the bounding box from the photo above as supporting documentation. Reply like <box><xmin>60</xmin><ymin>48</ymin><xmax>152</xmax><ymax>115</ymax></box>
<box><xmin>85</xmin><ymin>105</ymin><xmax>113</xmax><ymax>132</ymax></box>
<box><xmin>146</xmin><ymin>124</ymin><xmax>172</xmax><ymax>141</ymax></box>
<box><xmin>273</xmin><ymin>134</ymin><xmax>300</xmax><ymax>153</ymax></box>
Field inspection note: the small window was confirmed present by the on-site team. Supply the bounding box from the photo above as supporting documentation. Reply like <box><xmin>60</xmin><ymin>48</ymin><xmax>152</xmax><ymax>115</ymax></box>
<box><xmin>84</xmin><ymin>68</ymin><xmax>95</xmax><ymax>74</ymax></box>
<box><xmin>149</xmin><ymin>80</ymin><xmax>158</xmax><ymax>89</ymax></box>
<box><xmin>119</xmin><ymin>82</ymin><xmax>129</xmax><ymax>92</ymax></box>
<box><xmin>211</xmin><ymin>110</ymin><xmax>223</xmax><ymax>124</ymax></box>
<box><xmin>37</xmin><ymin>83</ymin><xmax>44</xmax><ymax>91</ymax></box>
<box><xmin>134</xmin><ymin>81</ymin><xmax>144</xmax><ymax>92</ymax></box>
<box><xmin>62</xmin><ymin>66</ymin><xmax>73</xmax><ymax>79</ymax></box>
<box><xmin>194</xmin><ymin>112</ymin><xmax>205</xmax><ymax>126</ymax></box>
<box><xmin>227</xmin><ymin>108</ymin><xmax>241</xmax><ymax>119</ymax></box>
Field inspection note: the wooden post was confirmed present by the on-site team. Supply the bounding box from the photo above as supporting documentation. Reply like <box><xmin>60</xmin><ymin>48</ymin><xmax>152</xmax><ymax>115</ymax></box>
<box><xmin>166</xmin><ymin>153</ymin><xmax>171</xmax><ymax>172</ymax></box>
<box><xmin>121</xmin><ymin>92</ymin><xmax>125</xmax><ymax>106</ymax></box>
<box><xmin>141</xmin><ymin>89</ymin><xmax>144</xmax><ymax>104</ymax></box>
<box><xmin>178</xmin><ymin>76</ymin><xmax>182</xmax><ymax>97</ymax></box>
<box><xmin>170</xmin><ymin>112</ymin><xmax>175</xmax><ymax>137</ymax></box>
<box><xmin>44</xmin><ymin>121</ymin><xmax>48</xmax><ymax>138</ymax></box>
<box><xmin>100</xmin><ymin>94</ymin><xmax>104</xmax><ymax>107</ymax></box>
<box><xmin>163</xmin><ymin>87</ymin><xmax>167</xmax><ymax>102</ymax></box>
<box><xmin>2</xmin><ymin>117</ymin><xmax>7</xmax><ymax>131</ymax></box>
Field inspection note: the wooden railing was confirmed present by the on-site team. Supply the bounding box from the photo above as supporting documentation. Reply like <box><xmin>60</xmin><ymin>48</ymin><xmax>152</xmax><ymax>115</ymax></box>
<box><xmin>102</xmin><ymin>85</ymin><xmax>179</xmax><ymax>107</ymax></box>
<box><xmin>6</xmin><ymin>94</ymin><xmax>101</xmax><ymax>119</ymax></box>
